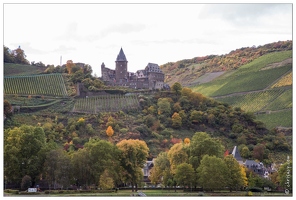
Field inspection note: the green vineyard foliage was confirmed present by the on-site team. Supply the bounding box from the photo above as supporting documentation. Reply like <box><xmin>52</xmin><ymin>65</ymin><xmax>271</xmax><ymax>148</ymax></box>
<box><xmin>4</xmin><ymin>74</ymin><xmax>68</xmax><ymax>97</ymax></box>
<box><xmin>216</xmin><ymin>88</ymin><xmax>291</xmax><ymax>113</ymax></box>
<box><xmin>73</xmin><ymin>94</ymin><xmax>140</xmax><ymax>114</ymax></box>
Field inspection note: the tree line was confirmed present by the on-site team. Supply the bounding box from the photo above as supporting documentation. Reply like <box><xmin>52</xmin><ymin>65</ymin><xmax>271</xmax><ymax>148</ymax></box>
<box><xmin>4</xmin><ymin>46</ymin><xmax>30</xmax><ymax>65</ymax></box>
<box><xmin>4</xmin><ymin>124</ymin><xmax>149</xmax><ymax>192</ymax></box>
<box><xmin>4</xmin><ymin>124</ymin><xmax>292</xmax><ymax>192</ymax></box>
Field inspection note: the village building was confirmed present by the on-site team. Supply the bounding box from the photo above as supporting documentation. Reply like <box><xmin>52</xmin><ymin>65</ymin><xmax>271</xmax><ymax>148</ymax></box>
<box><xmin>231</xmin><ymin>146</ymin><xmax>270</xmax><ymax>178</ymax></box>
<box><xmin>101</xmin><ymin>48</ymin><xmax>168</xmax><ymax>90</ymax></box>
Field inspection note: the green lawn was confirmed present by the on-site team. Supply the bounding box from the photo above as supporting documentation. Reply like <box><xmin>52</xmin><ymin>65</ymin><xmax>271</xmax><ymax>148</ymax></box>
<box><xmin>4</xmin><ymin>189</ymin><xmax>291</xmax><ymax>197</ymax></box>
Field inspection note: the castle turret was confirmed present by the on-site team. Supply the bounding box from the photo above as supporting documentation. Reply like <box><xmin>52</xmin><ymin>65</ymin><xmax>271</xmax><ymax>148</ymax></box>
<box><xmin>115</xmin><ymin>48</ymin><xmax>128</xmax><ymax>83</ymax></box>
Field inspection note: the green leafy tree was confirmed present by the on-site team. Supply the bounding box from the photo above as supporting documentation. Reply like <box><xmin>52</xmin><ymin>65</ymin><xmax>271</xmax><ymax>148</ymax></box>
<box><xmin>84</xmin><ymin>139</ymin><xmax>121</xmax><ymax>186</ymax></box>
<box><xmin>224</xmin><ymin>155</ymin><xmax>244</xmax><ymax>191</ymax></box>
<box><xmin>189</xmin><ymin>132</ymin><xmax>224</xmax><ymax>169</ymax></box>
<box><xmin>116</xmin><ymin>139</ymin><xmax>149</xmax><ymax>192</ymax></box>
<box><xmin>171</xmin><ymin>82</ymin><xmax>182</xmax><ymax>96</ymax></box>
<box><xmin>71</xmin><ymin>148</ymin><xmax>93</xmax><ymax>187</ymax></box>
<box><xmin>157</xmin><ymin>98</ymin><xmax>172</xmax><ymax>116</ymax></box>
<box><xmin>99</xmin><ymin>169</ymin><xmax>115</xmax><ymax>190</ymax></box>
<box><xmin>174</xmin><ymin>163</ymin><xmax>195</xmax><ymax>188</ymax></box>
<box><xmin>4</xmin><ymin>125</ymin><xmax>46</xmax><ymax>186</ymax></box>
<box><xmin>278</xmin><ymin>160</ymin><xmax>292</xmax><ymax>193</ymax></box>
<box><xmin>197</xmin><ymin>155</ymin><xmax>228</xmax><ymax>191</ymax></box>
<box><xmin>190</xmin><ymin>110</ymin><xmax>204</xmax><ymax>124</ymax></box>
<box><xmin>4</xmin><ymin>46</ymin><xmax>15</xmax><ymax>63</ymax></box>
<box><xmin>149</xmin><ymin>152</ymin><xmax>170</xmax><ymax>185</ymax></box>
<box><xmin>43</xmin><ymin>149</ymin><xmax>72</xmax><ymax>189</ymax></box>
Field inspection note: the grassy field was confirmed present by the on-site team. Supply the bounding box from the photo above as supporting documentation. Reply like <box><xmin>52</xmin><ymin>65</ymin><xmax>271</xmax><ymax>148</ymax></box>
<box><xmin>4</xmin><ymin>63</ymin><xmax>46</xmax><ymax>76</ymax></box>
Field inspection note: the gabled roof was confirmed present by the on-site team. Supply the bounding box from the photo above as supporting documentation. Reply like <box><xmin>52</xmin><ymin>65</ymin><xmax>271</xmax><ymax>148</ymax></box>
<box><xmin>116</xmin><ymin>48</ymin><xmax>127</xmax><ymax>62</ymax></box>
<box><xmin>231</xmin><ymin>146</ymin><xmax>243</xmax><ymax>162</ymax></box>
<box><xmin>145</xmin><ymin>63</ymin><xmax>163</xmax><ymax>73</ymax></box>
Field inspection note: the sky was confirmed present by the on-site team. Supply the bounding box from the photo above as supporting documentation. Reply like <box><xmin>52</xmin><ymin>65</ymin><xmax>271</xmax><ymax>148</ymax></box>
<box><xmin>3</xmin><ymin>2</ymin><xmax>293</xmax><ymax>77</ymax></box>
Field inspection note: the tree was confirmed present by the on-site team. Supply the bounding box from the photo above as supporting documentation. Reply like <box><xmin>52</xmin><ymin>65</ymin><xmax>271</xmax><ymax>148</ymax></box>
<box><xmin>197</xmin><ymin>155</ymin><xmax>228</xmax><ymax>191</ymax></box>
<box><xmin>224</xmin><ymin>155</ymin><xmax>244</xmax><ymax>191</ymax></box>
<box><xmin>106</xmin><ymin>126</ymin><xmax>114</xmax><ymax>137</ymax></box>
<box><xmin>21</xmin><ymin>175</ymin><xmax>32</xmax><ymax>191</ymax></box>
<box><xmin>4</xmin><ymin>125</ymin><xmax>46</xmax><ymax>187</ymax></box>
<box><xmin>171</xmin><ymin>112</ymin><xmax>182</xmax><ymax>128</ymax></box>
<box><xmin>181</xmin><ymin>87</ymin><xmax>192</xmax><ymax>97</ymax></box>
<box><xmin>278</xmin><ymin>160</ymin><xmax>292</xmax><ymax>193</ymax></box>
<box><xmin>184</xmin><ymin>138</ymin><xmax>190</xmax><ymax>144</ymax></box>
<box><xmin>116</xmin><ymin>139</ymin><xmax>149</xmax><ymax>192</ymax></box>
<box><xmin>171</xmin><ymin>82</ymin><xmax>182</xmax><ymax>96</ymax></box>
<box><xmin>190</xmin><ymin>110</ymin><xmax>204</xmax><ymax>124</ymax></box>
<box><xmin>174</xmin><ymin>163</ymin><xmax>195</xmax><ymax>188</ymax></box>
<box><xmin>149</xmin><ymin>152</ymin><xmax>170</xmax><ymax>186</ymax></box>
<box><xmin>43</xmin><ymin>149</ymin><xmax>72</xmax><ymax>189</ymax></box>
<box><xmin>4</xmin><ymin>46</ymin><xmax>15</xmax><ymax>63</ymax></box>
<box><xmin>85</xmin><ymin>139</ymin><xmax>121</xmax><ymax>186</ymax></box>
<box><xmin>157</xmin><ymin>98</ymin><xmax>171</xmax><ymax>116</ymax></box>
<box><xmin>189</xmin><ymin>132</ymin><xmax>224</xmax><ymax>169</ymax></box>
<box><xmin>240</xmin><ymin>165</ymin><xmax>248</xmax><ymax>189</ymax></box>
<box><xmin>99</xmin><ymin>169</ymin><xmax>114</xmax><ymax>190</ymax></box>
<box><xmin>4</xmin><ymin>100</ymin><xmax>13</xmax><ymax>119</ymax></box>
<box><xmin>66</xmin><ymin>60</ymin><xmax>75</xmax><ymax>74</ymax></box>
<box><xmin>11</xmin><ymin>46</ymin><xmax>29</xmax><ymax>64</ymax></box>
<box><xmin>253</xmin><ymin>144</ymin><xmax>265</xmax><ymax>161</ymax></box>
<box><xmin>167</xmin><ymin>143</ymin><xmax>188</xmax><ymax>174</ymax></box>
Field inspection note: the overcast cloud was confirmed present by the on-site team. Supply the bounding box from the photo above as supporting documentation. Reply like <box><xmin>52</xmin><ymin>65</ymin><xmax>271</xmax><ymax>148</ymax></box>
<box><xmin>3</xmin><ymin>3</ymin><xmax>292</xmax><ymax>76</ymax></box>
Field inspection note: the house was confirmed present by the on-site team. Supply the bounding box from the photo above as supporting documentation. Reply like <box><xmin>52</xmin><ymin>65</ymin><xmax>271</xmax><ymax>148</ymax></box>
<box><xmin>231</xmin><ymin>146</ymin><xmax>268</xmax><ymax>177</ymax></box>
<box><xmin>142</xmin><ymin>159</ymin><xmax>154</xmax><ymax>183</ymax></box>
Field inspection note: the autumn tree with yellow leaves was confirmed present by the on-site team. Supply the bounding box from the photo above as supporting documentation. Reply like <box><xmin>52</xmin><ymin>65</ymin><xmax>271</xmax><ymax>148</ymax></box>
<box><xmin>106</xmin><ymin>126</ymin><xmax>114</xmax><ymax>137</ymax></box>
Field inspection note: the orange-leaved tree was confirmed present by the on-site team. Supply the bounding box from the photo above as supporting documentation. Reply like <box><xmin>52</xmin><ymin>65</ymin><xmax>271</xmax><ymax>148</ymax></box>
<box><xmin>106</xmin><ymin>126</ymin><xmax>114</xmax><ymax>137</ymax></box>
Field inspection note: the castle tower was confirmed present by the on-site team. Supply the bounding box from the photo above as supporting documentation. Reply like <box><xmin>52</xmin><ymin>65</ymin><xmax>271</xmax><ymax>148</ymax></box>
<box><xmin>115</xmin><ymin>48</ymin><xmax>128</xmax><ymax>83</ymax></box>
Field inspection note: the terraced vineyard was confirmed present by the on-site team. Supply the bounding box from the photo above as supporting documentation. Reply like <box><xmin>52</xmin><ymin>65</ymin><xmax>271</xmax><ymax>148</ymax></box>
<box><xmin>4</xmin><ymin>74</ymin><xmax>68</xmax><ymax>97</ymax></box>
<box><xmin>192</xmin><ymin>51</ymin><xmax>292</xmax><ymax>97</ymax></box>
<box><xmin>73</xmin><ymin>94</ymin><xmax>140</xmax><ymax>114</ymax></box>
<box><xmin>215</xmin><ymin>88</ymin><xmax>291</xmax><ymax>113</ymax></box>
<box><xmin>191</xmin><ymin>51</ymin><xmax>293</xmax><ymax>129</ymax></box>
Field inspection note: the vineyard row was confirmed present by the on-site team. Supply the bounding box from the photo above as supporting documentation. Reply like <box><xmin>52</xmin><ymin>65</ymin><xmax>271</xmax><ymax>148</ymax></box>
<box><xmin>72</xmin><ymin>95</ymin><xmax>140</xmax><ymax>114</ymax></box>
<box><xmin>4</xmin><ymin>74</ymin><xmax>68</xmax><ymax>97</ymax></box>
<box><xmin>216</xmin><ymin>88</ymin><xmax>292</xmax><ymax>113</ymax></box>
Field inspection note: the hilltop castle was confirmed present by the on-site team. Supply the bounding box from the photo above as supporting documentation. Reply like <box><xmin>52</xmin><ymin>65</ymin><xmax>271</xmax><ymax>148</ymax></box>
<box><xmin>101</xmin><ymin>48</ymin><xmax>168</xmax><ymax>90</ymax></box>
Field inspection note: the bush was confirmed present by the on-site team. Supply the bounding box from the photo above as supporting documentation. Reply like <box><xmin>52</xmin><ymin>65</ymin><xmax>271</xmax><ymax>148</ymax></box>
<box><xmin>4</xmin><ymin>189</ymin><xmax>19</xmax><ymax>194</ymax></box>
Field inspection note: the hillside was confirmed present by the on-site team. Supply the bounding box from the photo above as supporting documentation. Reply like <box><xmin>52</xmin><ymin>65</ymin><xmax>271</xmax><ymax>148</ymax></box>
<box><xmin>3</xmin><ymin>41</ymin><xmax>292</xmax><ymax>164</ymax></box>
<box><xmin>160</xmin><ymin>40</ymin><xmax>292</xmax><ymax>87</ymax></box>
<box><xmin>4</xmin><ymin>63</ymin><xmax>47</xmax><ymax>76</ymax></box>
<box><xmin>191</xmin><ymin>50</ymin><xmax>292</xmax><ymax>129</ymax></box>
